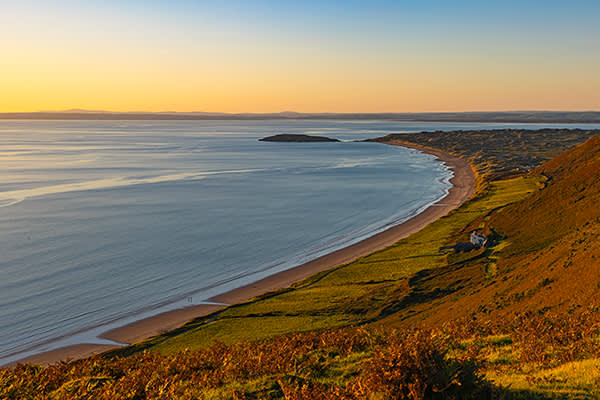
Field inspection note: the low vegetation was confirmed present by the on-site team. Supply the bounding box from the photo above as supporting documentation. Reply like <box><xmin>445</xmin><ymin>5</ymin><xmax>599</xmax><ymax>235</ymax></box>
<box><xmin>371</xmin><ymin>128</ymin><xmax>600</xmax><ymax>179</ymax></box>
<box><xmin>0</xmin><ymin>327</ymin><xmax>492</xmax><ymax>399</ymax></box>
<box><xmin>4</xmin><ymin>309</ymin><xmax>600</xmax><ymax>399</ymax></box>
<box><xmin>3</xmin><ymin>129</ymin><xmax>600</xmax><ymax>399</ymax></box>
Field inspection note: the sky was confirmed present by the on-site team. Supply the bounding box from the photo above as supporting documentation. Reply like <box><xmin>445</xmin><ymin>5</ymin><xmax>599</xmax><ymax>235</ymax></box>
<box><xmin>1</xmin><ymin>0</ymin><xmax>599</xmax><ymax>113</ymax></box>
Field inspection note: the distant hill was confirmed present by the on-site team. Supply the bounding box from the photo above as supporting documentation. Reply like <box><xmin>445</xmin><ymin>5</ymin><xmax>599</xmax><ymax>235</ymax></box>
<box><xmin>371</xmin><ymin>128</ymin><xmax>600</xmax><ymax>179</ymax></box>
<box><xmin>2</xmin><ymin>110</ymin><xmax>600</xmax><ymax>123</ymax></box>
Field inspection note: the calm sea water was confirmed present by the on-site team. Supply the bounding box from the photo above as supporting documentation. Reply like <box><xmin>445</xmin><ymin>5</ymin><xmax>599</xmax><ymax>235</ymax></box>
<box><xmin>1</xmin><ymin>120</ymin><xmax>597</xmax><ymax>363</ymax></box>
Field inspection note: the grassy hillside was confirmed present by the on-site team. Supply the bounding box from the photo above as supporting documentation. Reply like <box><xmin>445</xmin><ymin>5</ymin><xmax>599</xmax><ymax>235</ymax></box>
<box><xmin>377</xmin><ymin>134</ymin><xmax>600</xmax><ymax>325</ymax></box>
<box><xmin>2</xmin><ymin>129</ymin><xmax>600</xmax><ymax>399</ymax></box>
<box><xmin>374</xmin><ymin>134</ymin><xmax>600</xmax><ymax>396</ymax></box>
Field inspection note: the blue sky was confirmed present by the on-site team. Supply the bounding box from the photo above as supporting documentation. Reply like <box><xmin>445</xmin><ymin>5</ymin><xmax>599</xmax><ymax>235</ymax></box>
<box><xmin>2</xmin><ymin>1</ymin><xmax>599</xmax><ymax>112</ymax></box>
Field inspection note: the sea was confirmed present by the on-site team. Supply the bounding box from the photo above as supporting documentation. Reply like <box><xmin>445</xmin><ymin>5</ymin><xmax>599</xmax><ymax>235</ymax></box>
<box><xmin>1</xmin><ymin>119</ymin><xmax>598</xmax><ymax>364</ymax></box>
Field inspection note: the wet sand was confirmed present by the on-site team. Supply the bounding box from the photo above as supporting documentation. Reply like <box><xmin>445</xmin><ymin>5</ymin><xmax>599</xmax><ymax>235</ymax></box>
<box><xmin>11</xmin><ymin>142</ymin><xmax>475</xmax><ymax>366</ymax></box>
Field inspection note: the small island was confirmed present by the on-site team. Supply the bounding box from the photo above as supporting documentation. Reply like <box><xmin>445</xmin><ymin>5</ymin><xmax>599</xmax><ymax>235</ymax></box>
<box><xmin>259</xmin><ymin>134</ymin><xmax>340</xmax><ymax>142</ymax></box>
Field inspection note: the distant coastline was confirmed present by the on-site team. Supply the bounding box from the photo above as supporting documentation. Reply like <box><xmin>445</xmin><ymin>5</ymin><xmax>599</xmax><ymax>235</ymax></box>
<box><xmin>2</xmin><ymin>110</ymin><xmax>600</xmax><ymax>123</ymax></box>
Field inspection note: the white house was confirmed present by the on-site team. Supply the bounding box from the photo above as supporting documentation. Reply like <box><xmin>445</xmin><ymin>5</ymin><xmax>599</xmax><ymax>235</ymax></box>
<box><xmin>470</xmin><ymin>231</ymin><xmax>486</xmax><ymax>247</ymax></box>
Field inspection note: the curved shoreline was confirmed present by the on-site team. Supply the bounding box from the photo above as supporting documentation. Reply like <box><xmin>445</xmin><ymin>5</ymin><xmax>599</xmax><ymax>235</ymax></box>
<box><xmin>8</xmin><ymin>142</ymin><xmax>475</xmax><ymax>366</ymax></box>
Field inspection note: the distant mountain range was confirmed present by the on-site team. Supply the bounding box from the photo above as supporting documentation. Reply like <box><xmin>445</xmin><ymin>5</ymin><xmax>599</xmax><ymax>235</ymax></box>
<box><xmin>2</xmin><ymin>110</ymin><xmax>600</xmax><ymax>123</ymax></box>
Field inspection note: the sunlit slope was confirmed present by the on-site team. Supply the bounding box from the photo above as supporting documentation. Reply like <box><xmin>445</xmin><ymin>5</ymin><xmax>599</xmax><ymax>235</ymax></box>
<box><xmin>492</xmin><ymin>133</ymin><xmax>600</xmax><ymax>253</ymax></box>
<box><xmin>487</xmin><ymin>134</ymin><xmax>600</xmax><ymax>311</ymax></box>
<box><xmin>377</xmin><ymin>134</ymin><xmax>600</xmax><ymax>327</ymax></box>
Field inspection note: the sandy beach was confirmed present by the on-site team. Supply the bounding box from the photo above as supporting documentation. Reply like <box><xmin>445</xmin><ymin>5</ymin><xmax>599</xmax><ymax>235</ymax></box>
<box><xmin>12</xmin><ymin>142</ymin><xmax>475</xmax><ymax>366</ymax></box>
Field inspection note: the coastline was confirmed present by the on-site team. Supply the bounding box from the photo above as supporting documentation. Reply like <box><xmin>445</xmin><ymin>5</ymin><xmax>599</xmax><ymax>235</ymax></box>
<box><xmin>9</xmin><ymin>142</ymin><xmax>475</xmax><ymax>366</ymax></box>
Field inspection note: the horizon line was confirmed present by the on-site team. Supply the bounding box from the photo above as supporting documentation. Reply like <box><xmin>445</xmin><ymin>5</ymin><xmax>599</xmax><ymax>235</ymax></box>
<box><xmin>3</xmin><ymin>109</ymin><xmax>600</xmax><ymax>115</ymax></box>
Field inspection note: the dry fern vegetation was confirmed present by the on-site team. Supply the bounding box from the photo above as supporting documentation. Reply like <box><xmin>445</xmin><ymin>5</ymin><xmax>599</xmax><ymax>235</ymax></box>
<box><xmin>2</xmin><ymin>129</ymin><xmax>600</xmax><ymax>399</ymax></box>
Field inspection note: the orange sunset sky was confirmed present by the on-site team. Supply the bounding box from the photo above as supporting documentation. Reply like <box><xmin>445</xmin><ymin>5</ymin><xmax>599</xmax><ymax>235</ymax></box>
<box><xmin>2</xmin><ymin>1</ymin><xmax>599</xmax><ymax>113</ymax></box>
